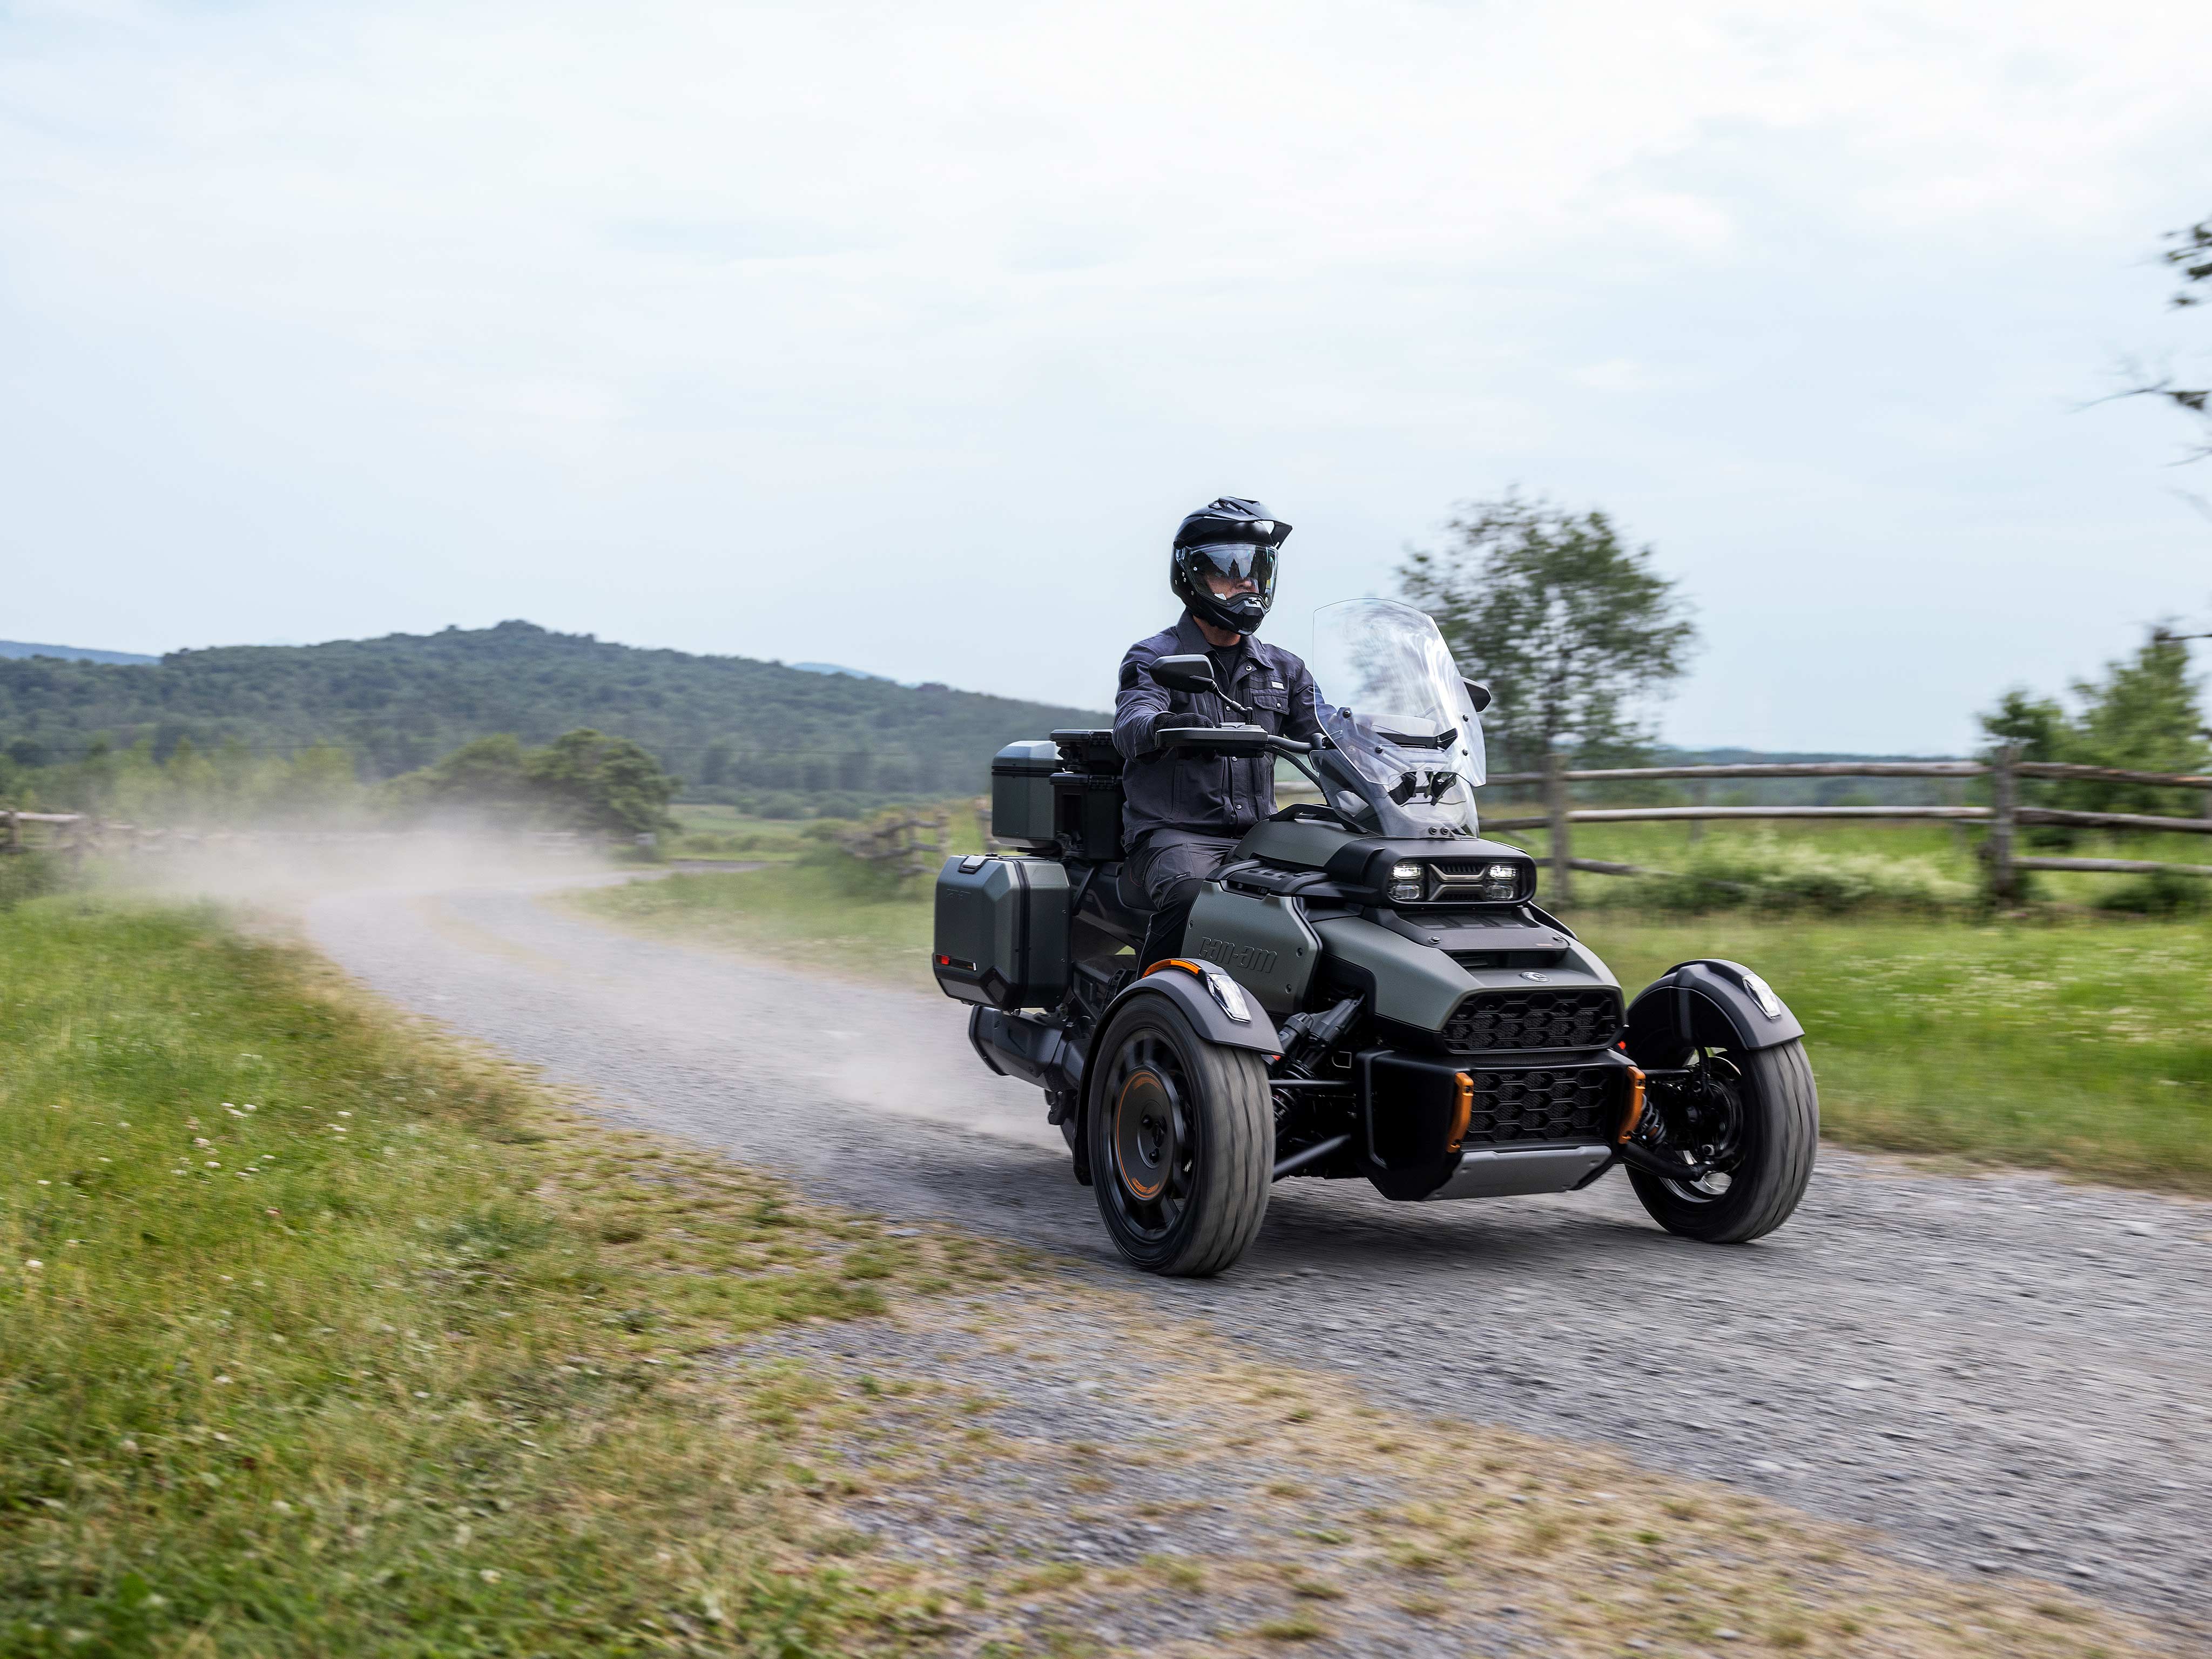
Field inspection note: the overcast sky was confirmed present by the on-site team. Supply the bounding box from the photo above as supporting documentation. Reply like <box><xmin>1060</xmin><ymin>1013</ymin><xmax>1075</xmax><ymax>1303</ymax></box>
<box><xmin>3</xmin><ymin>1</ymin><xmax>2208</xmax><ymax>752</ymax></box>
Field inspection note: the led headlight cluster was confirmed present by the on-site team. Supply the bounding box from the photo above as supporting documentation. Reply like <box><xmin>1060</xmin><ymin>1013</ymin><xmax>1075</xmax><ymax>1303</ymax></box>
<box><xmin>1386</xmin><ymin>859</ymin><xmax>1530</xmax><ymax>904</ymax></box>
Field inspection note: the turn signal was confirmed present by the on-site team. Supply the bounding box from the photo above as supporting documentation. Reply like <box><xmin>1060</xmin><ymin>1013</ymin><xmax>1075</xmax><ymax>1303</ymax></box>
<box><xmin>1617</xmin><ymin>1067</ymin><xmax>1647</xmax><ymax>1143</ymax></box>
<box><xmin>1447</xmin><ymin>1071</ymin><xmax>1473</xmax><ymax>1154</ymax></box>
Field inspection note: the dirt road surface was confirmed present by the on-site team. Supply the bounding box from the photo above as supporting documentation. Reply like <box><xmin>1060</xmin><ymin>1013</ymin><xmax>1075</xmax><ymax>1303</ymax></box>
<box><xmin>308</xmin><ymin>874</ymin><xmax>2212</xmax><ymax>1633</ymax></box>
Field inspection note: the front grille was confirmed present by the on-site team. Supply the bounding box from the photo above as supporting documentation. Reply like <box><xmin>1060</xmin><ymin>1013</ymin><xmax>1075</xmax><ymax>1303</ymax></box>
<box><xmin>1465</xmin><ymin>1066</ymin><xmax>1617</xmax><ymax>1144</ymax></box>
<box><xmin>1443</xmin><ymin>988</ymin><xmax>1623</xmax><ymax>1054</ymax></box>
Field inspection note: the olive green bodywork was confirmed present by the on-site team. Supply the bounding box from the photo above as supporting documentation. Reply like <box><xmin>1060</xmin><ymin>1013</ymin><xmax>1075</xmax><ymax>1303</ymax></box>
<box><xmin>1177</xmin><ymin>815</ymin><xmax>1619</xmax><ymax>1030</ymax></box>
<box><xmin>1183</xmin><ymin>887</ymin><xmax>1324</xmax><ymax>1014</ymax></box>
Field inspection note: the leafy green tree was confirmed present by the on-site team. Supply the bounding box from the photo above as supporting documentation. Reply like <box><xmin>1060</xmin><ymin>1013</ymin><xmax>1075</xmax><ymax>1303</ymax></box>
<box><xmin>1399</xmin><ymin>494</ymin><xmax>1698</xmax><ymax>772</ymax></box>
<box><xmin>697</xmin><ymin>739</ymin><xmax>734</xmax><ymax>787</ymax></box>
<box><xmin>524</xmin><ymin>729</ymin><xmax>679</xmax><ymax>837</ymax></box>
<box><xmin>384</xmin><ymin>729</ymin><xmax>676</xmax><ymax>835</ymax></box>
<box><xmin>1982</xmin><ymin>628</ymin><xmax>2210</xmax><ymax>819</ymax></box>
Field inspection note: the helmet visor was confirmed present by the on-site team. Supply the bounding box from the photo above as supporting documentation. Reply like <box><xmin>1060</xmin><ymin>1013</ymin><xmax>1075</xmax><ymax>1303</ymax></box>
<box><xmin>1184</xmin><ymin>542</ymin><xmax>1278</xmax><ymax>597</ymax></box>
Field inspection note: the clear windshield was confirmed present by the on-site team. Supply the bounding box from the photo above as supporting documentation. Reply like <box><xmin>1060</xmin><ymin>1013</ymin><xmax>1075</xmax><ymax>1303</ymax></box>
<box><xmin>1307</xmin><ymin>599</ymin><xmax>1486</xmax><ymax>835</ymax></box>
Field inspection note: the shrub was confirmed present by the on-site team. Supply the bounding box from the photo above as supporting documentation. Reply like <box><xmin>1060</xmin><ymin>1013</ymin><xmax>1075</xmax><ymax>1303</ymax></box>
<box><xmin>0</xmin><ymin>852</ymin><xmax>63</xmax><ymax>912</ymax></box>
<box><xmin>2096</xmin><ymin>868</ymin><xmax>2212</xmax><ymax>916</ymax></box>
<box><xmin>1627</xmin><ymin>832</ymin><xmax>1974</xmax><ymax>916</ymax></box>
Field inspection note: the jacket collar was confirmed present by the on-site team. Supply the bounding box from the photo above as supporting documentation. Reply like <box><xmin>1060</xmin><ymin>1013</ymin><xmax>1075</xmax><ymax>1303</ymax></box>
<box><xmin>1172</xmin><ymin>611</ymin><xmax>1253</xmax><ymax>664</ymax></box>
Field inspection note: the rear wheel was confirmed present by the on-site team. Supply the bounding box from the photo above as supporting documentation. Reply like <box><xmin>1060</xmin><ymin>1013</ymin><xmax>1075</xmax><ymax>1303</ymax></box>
<box><xmin>1088</xmin><ymin>995</ymin><xmax>1271</xmax><ymax>1276</ymax></box>
<box><xmin>1628</xmin><ymin>1038</ymin><xmax>1817</xmax><ymax>1244</ymax></box>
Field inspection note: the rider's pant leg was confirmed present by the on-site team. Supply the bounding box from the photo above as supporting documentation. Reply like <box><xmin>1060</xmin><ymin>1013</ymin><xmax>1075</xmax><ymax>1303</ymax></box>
<box><xmin>1127</xmin><ymin>831</ymin><xmax>1240</xmax><ymax>968</ymax></box>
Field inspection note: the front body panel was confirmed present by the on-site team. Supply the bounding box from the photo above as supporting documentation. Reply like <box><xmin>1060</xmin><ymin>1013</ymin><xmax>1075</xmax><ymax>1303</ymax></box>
<box><xmin>1183</xmin><ymin>885</ymin><xmax>1323</xmax><ymax>1014</ymax></box>
<box><xmin>1310</xmin><ymin>915</ymin><xmax>1476</xmax><ymax>1031</ymax></box>
<box><xmin>1237</xmin><ymin>817</ymin><xmax>1360</xmax><ymax>871</ymax></box>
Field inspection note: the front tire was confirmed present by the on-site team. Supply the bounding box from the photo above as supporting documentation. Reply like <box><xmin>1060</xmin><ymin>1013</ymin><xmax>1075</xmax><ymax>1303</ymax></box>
<box><xmin>1628</xmin><ymin>1038</ymin><xmax>1817</xmax><ymax>1244</ymax></box>
<box><xmin>1088</xmin><ymin>995</ymin><xmax>1272</xmax><ymax>1276</ymax></box>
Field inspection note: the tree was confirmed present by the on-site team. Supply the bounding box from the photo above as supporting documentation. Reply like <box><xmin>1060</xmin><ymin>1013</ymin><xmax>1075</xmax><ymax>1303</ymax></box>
<box><xmin>1399</xmin><ymin>494</ymin><xmax>1698</xmax><ymax>772</ymax></box>
<box><xmin>1981</xmin><ymin>627</ymin><xmax>2210</xmax><ymax>819</ymax></box>
<box><xmin>2116</xmin><ymin>213</ymin><xmax>2210</xmax><ymax>464</ymax></box>
<box><xmin>387</xmin><ymin>728</ymin><xmax>678</xmax><ymax>835</ymax></box>
<box><xmin>524</xmin><ymin>729</ymin><xmax>679</xmax><ymax>837</ymax></box>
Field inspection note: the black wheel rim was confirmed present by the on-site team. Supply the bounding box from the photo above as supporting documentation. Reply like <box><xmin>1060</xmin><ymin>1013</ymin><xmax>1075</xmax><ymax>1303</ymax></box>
<box><xmin>1652</xmin><ymin>1049</ymin><xmax>1747</xmax><ymax>1204</ymax></box>
<box><xmin>1101</xmin><ymin>1028</ymin><xmax>1198</xmax><ymax>1243</ymax></box>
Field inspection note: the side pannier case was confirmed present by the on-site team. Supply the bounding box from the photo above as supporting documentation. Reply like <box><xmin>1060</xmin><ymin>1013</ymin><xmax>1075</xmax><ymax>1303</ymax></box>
<box><xmin>933</xmin><ymin>855</ymin><xmax>1071</xmax><ymax>1010</ymax></box>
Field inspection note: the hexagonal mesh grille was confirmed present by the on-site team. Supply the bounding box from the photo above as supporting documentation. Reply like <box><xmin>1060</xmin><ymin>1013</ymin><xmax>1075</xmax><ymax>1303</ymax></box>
<box><xmin>1443</xmin><ymin>988</ymin><xmax>1623</xmax><ymax>1054</ymax></box>
<box><xmin>1466</xmin><ymin>1066</ymin><xmax>1618</xmax><ymax>1144</ymax></box>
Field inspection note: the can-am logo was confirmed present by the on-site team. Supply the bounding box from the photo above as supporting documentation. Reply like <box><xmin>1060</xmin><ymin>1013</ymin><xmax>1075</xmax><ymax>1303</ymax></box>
<box><xmin>1194</xmin><ymin>936</ymin><xmax>1277</xmax><ymax>977</ymax></box>
<box><xmin>1519</xmin><ymin>970</ymin><xmax>1550</xmax><ymax>982</ymax></box>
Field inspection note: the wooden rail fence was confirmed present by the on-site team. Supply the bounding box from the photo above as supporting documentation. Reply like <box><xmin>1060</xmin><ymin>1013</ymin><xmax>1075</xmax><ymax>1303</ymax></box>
<box><xmin>1468</xmin><ymin>748</ymin><xmax>2212</xmax><ymax>905</ymax></box>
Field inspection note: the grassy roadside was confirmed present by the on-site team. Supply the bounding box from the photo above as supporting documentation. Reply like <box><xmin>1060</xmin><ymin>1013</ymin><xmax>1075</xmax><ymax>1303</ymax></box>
<box><xmin>0</xmin><ymin>895</ymin><xmax>998</xmax><ymax>1655</ymax></box>
<box><xmin>569</xmin><ymin>860</ymin><xmax>2212</xmax><ymax>1195</ymax></box>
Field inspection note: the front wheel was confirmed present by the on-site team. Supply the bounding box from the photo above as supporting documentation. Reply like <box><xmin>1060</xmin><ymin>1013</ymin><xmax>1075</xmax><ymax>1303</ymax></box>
<box><xmin>1088</xmin><ymin>995</ymin><xmax>1272</xmax><ymax>1276</ymax></box>
<box><xmin>1628</xmin><ymin>1038</ymin><xmax>1817</xmax><ymax>1244</ymax></box>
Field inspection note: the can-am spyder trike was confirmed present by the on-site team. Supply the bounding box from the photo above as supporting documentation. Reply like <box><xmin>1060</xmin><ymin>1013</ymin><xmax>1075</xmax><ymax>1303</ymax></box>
<box><xmin>933</xmin><ymin>598</ymin><xmax>1816</xmax><ymax>1276</ymax></box>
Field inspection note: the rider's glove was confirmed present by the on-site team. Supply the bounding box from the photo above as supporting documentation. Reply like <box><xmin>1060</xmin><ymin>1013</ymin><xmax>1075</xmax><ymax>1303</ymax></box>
<box><xmin>1147</xmin><ymin>711</ymin><xmax>1208</xmax><ymax>751</ymax></box>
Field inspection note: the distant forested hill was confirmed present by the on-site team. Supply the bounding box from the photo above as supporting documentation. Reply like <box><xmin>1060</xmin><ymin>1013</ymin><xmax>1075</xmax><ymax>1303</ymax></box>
<box><xmin>0</xmin><ymin>640</ymin><xmax>159</xmax><ymax>665</ymax></box>
<box><xmin>0</xmin><ymin>621</ymin><xmax>1105</xmax><ymax>810</ymax></box>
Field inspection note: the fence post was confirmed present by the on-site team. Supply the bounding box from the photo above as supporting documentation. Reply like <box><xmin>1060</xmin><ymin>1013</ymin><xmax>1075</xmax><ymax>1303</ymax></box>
<box><xmin>1688</xmin><ymin>778</ymin><xmax>1707</xmax><ymax>844</ymax></box>
<box><xmin>2</xmin><ymin>810</ymin><xmax>17</xmax><ymax>855</ymax></box>
<box><xmin>1987</xmin><ymin>743</ymin><xmax>2019</xmax><ymax>908</ymax></box>
<box><xmin>1545</xmin><ymin>749</ymin><xmax>1574</xmax><ymax>907</ymax></box>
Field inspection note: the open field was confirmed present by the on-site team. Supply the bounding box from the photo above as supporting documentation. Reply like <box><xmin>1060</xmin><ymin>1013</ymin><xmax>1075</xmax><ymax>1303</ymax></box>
<box><xmin>9</xmin><ymin>896</ymin><xmax>2181</xmax><ymax>1655</ymax></box>
<box><xmin>571</xmin><ymin>827</ymin><xmax>2212</xmax><ymax>1194</ymax></box>
<box><xmin>663</xmin><ymin>802</ymin><xmax>989</xmax><ymax>866</ymax></box>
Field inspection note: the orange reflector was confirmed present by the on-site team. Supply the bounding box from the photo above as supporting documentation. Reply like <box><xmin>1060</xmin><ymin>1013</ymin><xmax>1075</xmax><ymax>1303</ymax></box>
<box><xmin>1617</xmin><ymin>1067</ymin><xmax>1647</xmax><ymax>1143</ymax></box>
<box><xmin>1447</xmin><ymin>1071</ymin><xmax>1473</xmax><ymax>1154</ymax></box>
<box><xmin>1147</xmin><ymin>958</ymin><xmax>1207</xmax><ymax>977</ymax></box>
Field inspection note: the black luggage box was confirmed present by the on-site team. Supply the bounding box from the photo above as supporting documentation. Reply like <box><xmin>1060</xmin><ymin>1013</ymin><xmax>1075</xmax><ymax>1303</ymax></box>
<box><xmin>989</xmin><ymin>740</ymin><xmax>1061</xmax><ymax>848</ymax></box>
<box><xmin>933</xmin><ymin>854</ymin><xmax>1071</xmax><ymax>1010</ymax></box>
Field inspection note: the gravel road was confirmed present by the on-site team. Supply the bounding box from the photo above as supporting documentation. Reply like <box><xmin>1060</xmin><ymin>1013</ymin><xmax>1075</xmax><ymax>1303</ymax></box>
<box><xmin>308</xmin><ymin>874</ymin><xmax>2212</xmax><ymax>1633</ymax></box>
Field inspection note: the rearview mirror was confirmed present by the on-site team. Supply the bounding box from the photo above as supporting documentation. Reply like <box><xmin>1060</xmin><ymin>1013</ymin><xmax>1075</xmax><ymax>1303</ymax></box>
<box><xmin>1462</xmin><ymin>678</ymin><xmax>1493</xmax><ymax>712</ymax></box>
<box><xmin>1152</xmin><ymin>654</ymin><xmax>1220</xmax><ymax>695</ymax></box>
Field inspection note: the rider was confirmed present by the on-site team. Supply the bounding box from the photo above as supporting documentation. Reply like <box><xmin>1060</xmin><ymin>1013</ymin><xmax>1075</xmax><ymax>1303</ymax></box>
<box><xmin>1114</xmin><ymin>497</ymin><xmax>1330</xmax><ymax>967</ymax></box>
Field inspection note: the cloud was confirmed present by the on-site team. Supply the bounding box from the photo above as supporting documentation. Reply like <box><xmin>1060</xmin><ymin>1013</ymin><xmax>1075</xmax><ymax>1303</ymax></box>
<box><xmin>1</xmin><ymin>0</ymin><xmax>2208</xmax><ymax>750</ymax></box>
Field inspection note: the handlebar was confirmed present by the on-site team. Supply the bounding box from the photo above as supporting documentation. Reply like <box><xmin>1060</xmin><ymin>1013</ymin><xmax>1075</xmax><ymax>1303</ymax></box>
<box><xmin>1157</xmin><ymin>725</ymin><xmax>1313</xmax><ymax>757</ymax></box>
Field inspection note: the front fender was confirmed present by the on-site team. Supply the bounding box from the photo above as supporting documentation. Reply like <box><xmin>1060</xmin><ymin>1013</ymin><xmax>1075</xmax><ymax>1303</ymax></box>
<box><xmin>1624</xmin><ymin>959</ymin><xmax>1803</xmax><ymax>1067</ymax></box>
<box><xmin>1096</xmin><ymin>962</ymin><xmax>1285</xmax><ymax>1060</ymax></box>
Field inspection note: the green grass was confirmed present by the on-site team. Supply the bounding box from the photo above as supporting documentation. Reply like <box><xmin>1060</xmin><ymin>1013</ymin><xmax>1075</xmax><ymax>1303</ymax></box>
<box><xmin>575</xmin><ymin>830</ymin><xmax>2212</xmax><ymax>1193</ymax></box>
<box><xmin>662</xmin><ymin>806</ymin><xmax>820</xmax><ymax>862</ymax></box>
<box><xmin>574</xmin><ymin>862</ymin><xmax>941</xmax><ymax>990</ymax></box>
<box><xmin>1575</xmin><ymin>912</ymin><xmax>2212</xmax><ymax>1192</ymax></box>
<box><xmin>0</xmin><ymin>895</ymin><xmax>979</xmax><ymax>1655</ymax></box>
<box><xmin>661</xmin><ymin>801</ymin><xmax>990</xmax><ymax>866</ymax></box>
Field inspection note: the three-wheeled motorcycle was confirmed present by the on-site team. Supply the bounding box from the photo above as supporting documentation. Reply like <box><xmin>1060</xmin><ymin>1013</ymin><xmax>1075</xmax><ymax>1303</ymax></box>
<box><xmin>933</xmin><ymin>598</ymin><xmax>1815</xmax><ymax>1275</ymax></box>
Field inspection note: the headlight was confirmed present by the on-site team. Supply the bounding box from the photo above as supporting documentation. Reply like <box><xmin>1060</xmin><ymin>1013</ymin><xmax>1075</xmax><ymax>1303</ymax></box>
<box><xmin>1470</xmin><ymin>862</ymin><xmax>1521</xmax><ymax>901</ymax></box>
<box><xmin>1387</xmin><ymin>861</ymin><xmax>1425</xmax><ymax>902</ymax></box>
<box><xmin>1409</xmin><ymin>859</ymin><xmax>1531</xmax><ymax>903</ymax></box>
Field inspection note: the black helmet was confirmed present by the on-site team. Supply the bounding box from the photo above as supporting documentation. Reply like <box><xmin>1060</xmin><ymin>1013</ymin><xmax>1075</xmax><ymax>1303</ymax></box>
<box><xmin>1170</xmin><ymin>496</ymin><xmax>1290</xmax><ymax>636</ymax></box>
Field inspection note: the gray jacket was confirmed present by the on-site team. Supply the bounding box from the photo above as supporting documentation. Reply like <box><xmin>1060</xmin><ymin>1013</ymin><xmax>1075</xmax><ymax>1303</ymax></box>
<box><xmin>1112</xmin><ymin>613</ymin><xmax>1330</xmax><ymax>845</ymax></box>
